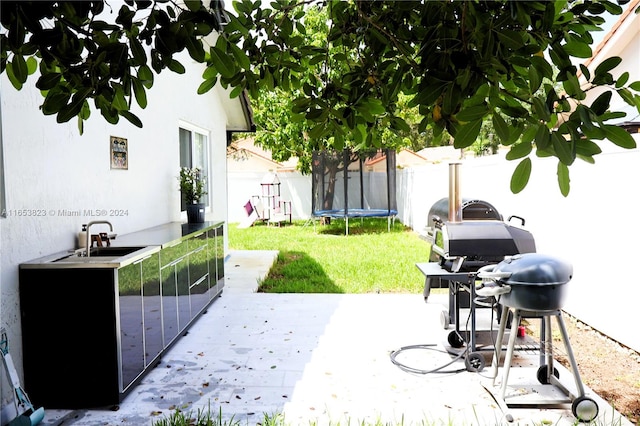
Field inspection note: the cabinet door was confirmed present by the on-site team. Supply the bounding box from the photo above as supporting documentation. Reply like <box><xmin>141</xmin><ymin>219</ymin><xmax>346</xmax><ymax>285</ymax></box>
<box><xmin>206</xmin><ymin>228</ymin><xmax>217</xmax><ymax>299</ymax></box>
<box><xmin>215</xmin><ymin>224</ymin><xmax>225</xmax><ymax>294</ymax></box>
<box><xmin>176</xmin><ymin>255</ymin><xmax>190</xmax><ymax>333</ymax></box>
<box><xmin>189</xmin><ymin>232</ymin><xmax>210</xmax><ymax>319</ymax></box>
<box><xmin>141</xmin><ymin>252</ymin><xmax>162</xmax><ymax>366</ymax></box>
<box><xmin>160</xmin><ymin>240</ymin><xmax>188</xmax><ymax>347</ymax></box>
<box><xmin>118</xmin><ymin>262</ymin><xmax>144</xmax><ymax>390</ymax></box>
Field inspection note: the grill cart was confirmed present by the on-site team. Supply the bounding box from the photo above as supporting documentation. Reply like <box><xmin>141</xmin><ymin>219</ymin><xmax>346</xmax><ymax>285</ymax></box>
<box><xmin>417</xmin><ymin>163</ymin><xmax>536</xmax><ymax>371</ymax></box>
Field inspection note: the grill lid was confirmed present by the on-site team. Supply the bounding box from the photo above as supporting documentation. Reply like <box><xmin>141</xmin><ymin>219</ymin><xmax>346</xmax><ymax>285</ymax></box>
<box><xmin>495</xmin><ymin>253</ymin><xmax>573</xmax><ymax>286</ymax></box>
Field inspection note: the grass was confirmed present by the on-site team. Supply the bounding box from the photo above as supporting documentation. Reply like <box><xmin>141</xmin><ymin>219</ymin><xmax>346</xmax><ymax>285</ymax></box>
<box><xmin>228</xmin><ymin>218</ymin><xmax>429</xmax><ymax>294</ymax></box>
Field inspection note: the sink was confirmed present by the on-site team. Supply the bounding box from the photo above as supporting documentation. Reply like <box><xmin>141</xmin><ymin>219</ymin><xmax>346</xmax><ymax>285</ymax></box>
<box><xmin>50</xmin><ymin>246</ymin><xmax>152</xmax><ymax>264</ymax></box>
<box><xmin>88</xmin><ymin>246</ymin><xmax>147</xmax><ymax>257</ymax></box>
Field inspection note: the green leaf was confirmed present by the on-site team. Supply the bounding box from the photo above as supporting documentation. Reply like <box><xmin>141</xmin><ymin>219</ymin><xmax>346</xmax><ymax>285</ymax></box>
<box><xmin>442</xmin><ymin>84</ymin><xmax>461</xmax><ymax>116</ymax></box>
<box><xmin>167</xmin><ymin>59</ymin><xmax>185</xmax><ymax>74</ymax></box>
<box><xmin>563</xmin><ymin>39</ymin><xmax>592</xmax><ymax>58</ymax></box>
<box><xmin>120</xmin><ymin>110</ymin><xmax>143</xmax><ymax>128</ymax></box>
<box><xmin>42</xmin><ymin>92</ymin><xmax>70</xmax><ymax>115</ymax></box>
<box><xmin>590</xmin><ymin>91</ymin><xmax>612</xmax><ymax>116</ymax></box>
<box><xmin>552</xmin><ymin>132</ymin><xmax>575</xmax><ymax>165</ymax></box>
<box><xmin>455</xmin><ymin>105</ymin><xmax>488</xmax><ymax>122</ymax></box>
<box><xmin>496</xmin><ymin>29</ymin><xmax>524</xmax><ymax>50</ymax></box>
<box><xmin>532</xmin><ymin>96</ymin><xmax>550</xmax><ymax>121</ymax></box>
<box><xmin>10</xmin><ymin>55</ymin><xmax>28</xmax><ymax>84</ymax></box>
<box><xmin>132</xmin><ymin>78</ymin><xmax>148</xmax><ymax>108</ymax></box>
<box><xmin>579</xmin><ymin>64</ymin><xmax>590</xmax><ymax>81</ymax></box>
<box><xmin>603</xmin><ymin>125</ymin><xmax>637</xmax><ymax>149</ymax></box>
<box><xmin>575</xmin><ymin>140</ymin><xmax>602</xmax><ymax>157</ymax></box>
<box><xmin>137</xmin><ymin>65</ymin><xmax>154</xmax><ymax>88</ymax></box>
<box><xmin>510</xmin><ymin>158</ymin><xmax>532</xmax><ymax>194</ymax></box>
<box><xmin>5</xmin><ymin>61</ymin><xmax>22</xmax><ymax>90</ymax></box>
<box><xmin>557</xmin><ymin>162</ymin><xmax>570</xmax><ymax>197</ymax></box>
<box><xmin>492</xmin><ymin>114</ymin><xmax>510</xmax><ymax>143</ymax></box>
<box><xmin>197</xmin><ymin>78</ymin><xmax>217</xmax><ymax>94</ymax></box>
<box><xmin>57</xmin><ymin>88</ymin><xmax>92</xmax><ymax>123</ymax></box>
<box><xmin>615</xmin><ymin>71</ymin><xmax>629</xmax><ymax>88</ymax></box>
<box><xmin>185</xmin><ymin>36</ymin><xmax>205</xmax><ymax>62</ymax></box>
<box><xmin>36</xmin><ymin>72</ymin><xmax>62</xmax><ymax>90</ymax></box>
<box><xmin>26</xmin><ymin>56</ymin><xmax>37</xmax><ymax>75</ymax></box>
<box><xmin>130</xmin><ymin>37</ymin><xmax>147</xmax><ymax>64</ymax></box>
<box><xmin>112</xmin><ymin>85</ymin><xmax>129</xmax><ymax>111</ymax></box>
<box><xmin>530</xmin><ymin>56</ymin><xmax>553</xmax><ymax>80</ymax></box>
<box><xmin>528</xmin><ymin>65</ymin><xmax>541</xmax><ymax>94</ymax></box>
<box><xmin>453</xmin><ymin>119</ymin><xmax>482</xmax><ymax>149</ymax></box>
<box><xmin>506</xmin><ymin>142</ymin><xmax>532</xmax><ymax>160</ymax></box>
<box><xmin>230</xmin><ymin>43</ymin><xmax>251</xmax><ymax>70</ymax></box>
<box><xmin>209</xmin><ymin>46</ymin><xmax>235</xmax><ymax>78</ymax></box>
<box><xmin>594</xmin><ymin>56</ymin><xmax>622</xmax><ymax>77</ymax></box>
<box><xmin>535</xmin><ymin>124</ymin><xmax>551</xmax><ymax>150</ymax></box>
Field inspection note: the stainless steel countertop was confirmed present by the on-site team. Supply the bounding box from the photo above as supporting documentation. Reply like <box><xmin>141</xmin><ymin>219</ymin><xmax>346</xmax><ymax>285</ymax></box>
<box><xmin>19</xmin><ymin>221</ymin><xmax>223</xmax><ymax>269</ymax></box>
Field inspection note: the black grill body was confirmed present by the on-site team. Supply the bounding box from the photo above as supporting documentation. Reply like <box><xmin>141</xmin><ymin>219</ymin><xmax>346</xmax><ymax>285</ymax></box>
<box><xmin>420</xmin><ymin>197</ymin><xmax>537</xmax><ymax>349</ymax></box>
<box><xmin>426</xmin><ymin>197</ymin><xmax>536</xmax><ymax>272</ymax></box>
<box><xmin>431</xmin><ymin>221</ymin><xmax>536</xmax><ymax>271</ymax></box>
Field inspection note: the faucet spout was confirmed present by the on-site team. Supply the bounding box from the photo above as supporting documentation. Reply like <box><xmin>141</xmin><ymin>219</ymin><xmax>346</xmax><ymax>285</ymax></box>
<box><xmin>85</xmin><ymin>221</ymin><xmax>114</xmax><ymax>257</ymax></box>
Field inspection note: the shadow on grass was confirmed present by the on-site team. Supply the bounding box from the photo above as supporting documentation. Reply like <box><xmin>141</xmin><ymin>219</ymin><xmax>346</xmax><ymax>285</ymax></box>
<box><xmin>257</xmin><ymin>250</ymin><xmax>343</xmax><ymax>293</ymax></box>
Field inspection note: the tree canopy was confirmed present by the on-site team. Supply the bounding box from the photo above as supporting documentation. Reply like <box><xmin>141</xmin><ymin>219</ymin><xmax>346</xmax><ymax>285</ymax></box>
<box><xmin>2</xmin><ymin>0</ymin><xmax>640</xmax><ymax>194</ymax></box>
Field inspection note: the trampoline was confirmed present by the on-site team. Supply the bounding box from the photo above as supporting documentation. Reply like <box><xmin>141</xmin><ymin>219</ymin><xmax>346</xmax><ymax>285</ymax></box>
<box><xmin>311</xmin><ymin>149</ymin><xmax>398</xmax><ymax>235</ymax></box>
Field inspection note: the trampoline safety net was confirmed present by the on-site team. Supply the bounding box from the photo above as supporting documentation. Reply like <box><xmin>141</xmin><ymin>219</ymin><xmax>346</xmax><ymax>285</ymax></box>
<box><xmin>311</xmin><ymin>149</ymin><xmax>398</xmax><ymax>223</ymax></box>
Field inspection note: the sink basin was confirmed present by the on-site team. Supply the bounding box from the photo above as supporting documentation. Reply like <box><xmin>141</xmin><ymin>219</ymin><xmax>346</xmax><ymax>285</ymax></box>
<box><xmin>50</xmin><ymin>246</ymin><xmax>152</xmax><ymax>264</ymax></box>
<box><xmin>88</xmin><ymin>246</ymin><xmax>147</xmax><ymax>257</ymax></box>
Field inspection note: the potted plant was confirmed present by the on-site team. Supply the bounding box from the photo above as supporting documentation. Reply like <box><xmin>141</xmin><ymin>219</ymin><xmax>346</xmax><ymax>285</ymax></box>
<box><xmin>178</xmin><ymin>167</ymin><xmax>207</xmax><ymax>223</ymax></box>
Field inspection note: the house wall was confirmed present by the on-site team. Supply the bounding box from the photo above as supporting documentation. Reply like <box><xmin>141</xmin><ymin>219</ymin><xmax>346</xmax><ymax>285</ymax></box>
<box><xmin>0</xmin><ymin>51</ymin><xmax>230</xmax><ymax>415</ymax></box>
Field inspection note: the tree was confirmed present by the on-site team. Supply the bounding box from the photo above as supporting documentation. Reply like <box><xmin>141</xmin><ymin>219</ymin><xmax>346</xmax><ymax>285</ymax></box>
<box><xmin>2</xmin><ymin>1</ymin><xmax>640</xmax><ymax>195</ymax></box>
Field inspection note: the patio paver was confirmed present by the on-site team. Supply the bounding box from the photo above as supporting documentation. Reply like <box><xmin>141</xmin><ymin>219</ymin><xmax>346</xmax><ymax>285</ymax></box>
<box><xmin>38</xmin><ymin>250</ymin><xmax>630</xmax><ymax>426</ymax></box>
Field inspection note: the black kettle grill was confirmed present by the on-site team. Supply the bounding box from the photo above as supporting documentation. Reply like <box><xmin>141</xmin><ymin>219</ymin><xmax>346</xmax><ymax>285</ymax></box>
<box><xmin>478</xmin><ymin>253</ymin><xmax>600</xmax><ymax>423</ymax></box>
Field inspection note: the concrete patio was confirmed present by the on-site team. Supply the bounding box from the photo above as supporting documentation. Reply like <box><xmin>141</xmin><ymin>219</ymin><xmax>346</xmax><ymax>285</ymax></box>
<box><xmin>37</xmin><ymin>250</ymin><xmax>630</xmax><ymax>426</ymax></box>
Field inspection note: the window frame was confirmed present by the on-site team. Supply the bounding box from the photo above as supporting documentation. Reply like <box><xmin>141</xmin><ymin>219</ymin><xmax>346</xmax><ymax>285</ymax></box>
<box><xmin>179</xmin><ymin>122</ymin><xmax>210</xmax><ymax>212</ymax></box>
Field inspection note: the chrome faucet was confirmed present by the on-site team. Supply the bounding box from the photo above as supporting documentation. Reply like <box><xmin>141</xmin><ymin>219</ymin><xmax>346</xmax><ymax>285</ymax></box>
<box><xmin>85</xmin><ymin>220</ymin><xmax>113</xmax><ymax>257</ymax></box>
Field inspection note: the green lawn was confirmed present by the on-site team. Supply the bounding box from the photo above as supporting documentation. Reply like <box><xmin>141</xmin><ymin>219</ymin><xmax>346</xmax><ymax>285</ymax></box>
<box><xmin>228</xmin><ymin>218</ymin><xmax>430</xmax><ymax>294</ymax></box>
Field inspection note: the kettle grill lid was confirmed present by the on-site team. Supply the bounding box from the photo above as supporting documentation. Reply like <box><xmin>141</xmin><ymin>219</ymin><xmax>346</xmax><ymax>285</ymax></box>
<box><xmin>496</xmin><ymin>253</ymin><xmax>573</xmax><ymax>286</ymax></box>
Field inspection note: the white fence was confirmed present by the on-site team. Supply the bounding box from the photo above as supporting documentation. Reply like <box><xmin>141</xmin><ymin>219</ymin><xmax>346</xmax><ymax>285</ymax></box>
<box><xmin>228</xmin><ymin>142</ymin><xmax>640</xmax><ymax>353</ymax></box>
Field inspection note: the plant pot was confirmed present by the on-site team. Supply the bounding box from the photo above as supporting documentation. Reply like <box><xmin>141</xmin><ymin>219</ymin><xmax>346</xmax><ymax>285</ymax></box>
<box><xmin>186</xmin><ymin>203</ymin><xmax>205</xmax><ymax>223</ymax></box>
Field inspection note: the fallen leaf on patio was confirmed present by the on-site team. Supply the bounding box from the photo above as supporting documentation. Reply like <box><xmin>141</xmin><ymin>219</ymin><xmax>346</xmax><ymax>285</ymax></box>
<box><xmin>169</xmin><ymin>405</ymin><xmax>176</xmax><ymax>410</ymax></box>
<box><xmin>150</xmin><ymin>411</ymin><xmax>163</xmax><ymax>416</ymax></box>
<box><xmin>271</xmin><ymin>365</ymin><xmax>277</xmax><ymax>369</ymax></box>
<box><xmin>254</xmin><ymin>396</ymin><xmax>261</xmax><ymax>400</ymax></box>
<box><xmin>236</xmin><ymin>395</ymin><xmax>242</xmax><ymax>399</ymax></box>
<box><xmin>203</xmin><ymin>382</ymin><xmax>209</xmax><ymax>387</ymax></box>
<box><xmin>198</xmin><ymin>352</ymin><xmax>204</xmax><ymax>357</ymax></box>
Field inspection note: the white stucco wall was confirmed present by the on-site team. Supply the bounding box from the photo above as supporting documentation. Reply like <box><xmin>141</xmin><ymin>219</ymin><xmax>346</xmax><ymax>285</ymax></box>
<box><xmin>0</xmin><ymin>49</ymin><xmax>230</xmax><ymax>415</ymax></box>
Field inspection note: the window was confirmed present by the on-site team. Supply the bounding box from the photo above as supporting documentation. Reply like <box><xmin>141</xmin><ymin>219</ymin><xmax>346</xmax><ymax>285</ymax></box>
<box><xmin>179</xmin><ymin>126</ymin><xmax>210</xmax><ymax>211</ymax></box>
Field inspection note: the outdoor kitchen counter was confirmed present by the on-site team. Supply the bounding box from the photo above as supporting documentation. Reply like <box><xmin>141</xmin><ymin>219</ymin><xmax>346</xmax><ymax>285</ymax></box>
<box><xmin>112</xmin><ymin>220</ymin><xmax>224</xmax><ymax>248</ymax></box>
<box><xmin>19</xmin><ymin>221</ymin><xmax>223</xmax><ymax>269</ymax></box>
<box><xmin>18</xmin><ymin>220</ymin><xmax>226</xmax><ymax>408</ymax></box>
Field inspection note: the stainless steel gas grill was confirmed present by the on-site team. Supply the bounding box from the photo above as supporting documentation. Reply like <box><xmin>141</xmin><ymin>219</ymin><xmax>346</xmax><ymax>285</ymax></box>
<box><xmin>416</xmin><ymin>162</ymin><xmax>536</xmax><ymax>371</ymax></box>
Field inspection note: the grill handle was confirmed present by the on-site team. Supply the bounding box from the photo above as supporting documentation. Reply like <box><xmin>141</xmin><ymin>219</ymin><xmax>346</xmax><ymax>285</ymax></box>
<box><xmin>476</xmin><ymin>264</ymin><xmax>512</xmax><ymax>297</ymax></box>
<box><xmin>477</xmin><ymin>264</ymin><xmax>512</xmax><ymax>281</ymax></box>
<box><xmin>507</xmin><ymin>215</ymin><xmax>526</xmax><ymax>226</ymax></box>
